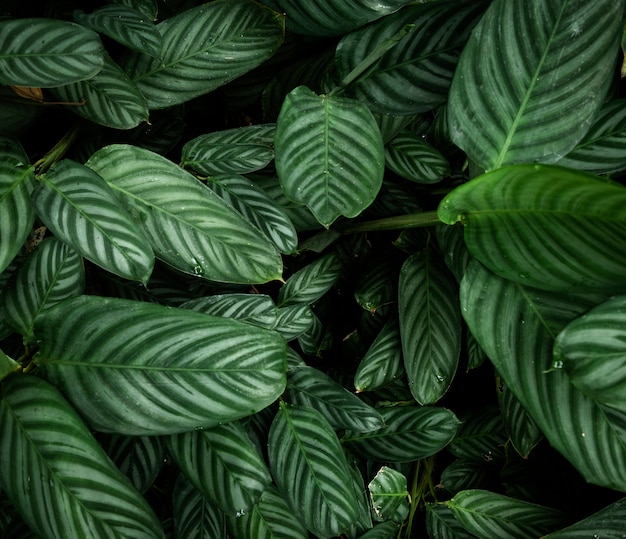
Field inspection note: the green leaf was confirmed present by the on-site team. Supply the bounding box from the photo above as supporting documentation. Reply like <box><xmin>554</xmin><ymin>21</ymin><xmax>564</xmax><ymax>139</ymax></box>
<box><xmin>181</xmin><ymin>124</ymin><xmax>276</xmax><ymax>176</ymax></box>
<box><xmin>354</xmin><ymin>256</ymin><xmax>397</xmax><ymax>313</ymax></box>
<box><xmin>342</xmin><ymin>406</ymin><xmax>460</xmax><ymax>462</ymax></box>
<box><xmin>385</xmin><ymin>131</ymin><xmax>450</xmax><ymax>184</ymax></box>
<box><xmin>226</xmin><ymin>484</ymin><xmax>309</xmax><ymax>539</ymax></box>
<box><xmin>335</xmin><ymin>0</ymin><xmax>487</xmax><ymax>115</ymax></box>
<box><xmin>447</xmin><ymin>0</ymin><xmax>623</xmax><ymax>170</ymax></box>
<box><xmin>435</xmin><ymin>222</ymin><xmax>472</xmax><ymax>284</ymax></box>
<box><xmin>268</xmin><ymin>402</ymin><xmax>359</xmax><ymax>539</ymax></box>
<box><xmin>85</xmin><ymin>144</ymin><xmax>283</xmax><ymax>284</ymax></box>
<box><xmin>0</xmin><ymin>349</ymin><xmax>19</xmax><ymax>382</ymax></box>
<box><xmin>0</xmin><ymin>138</ymin><xmax>35</xmax><ymax>274</ymax></box>
<box><xmin>0</xmin><ymin>376</ymin><xmax>164</xmax><ymax>538</ymax></box>
<box><xmin>34</xmin><ymin>296</ymin><xmax>287</xmax><ymax>435</ymax></box>
<box><xmin>207</xmin><ymin>174</ymin><xmax>298</xmax><ymax>255</ymax></box>
<box><xmin>285</xmin><ymin>366</ymin><xmax>385</xmax><ymax>432</ymax></box>
<box><xmin>274</xmin><ymin>86</ymin><xmax>385</xmax><ymax>227</ymax></box>
<box><xmin>356</xmin><ymin>520</ymin><xmax>401</xmax><ymax>539</ymax></box>
<box><xmin>50</xmin><ymin>54</ymin><xmax>149</xmax><ymax>129</ymax></box>
<box><xmin>460</xmin><ymin>260</ymin><xmax>626</xmax><ymax>490</ymax></box>
<box><xmin>543</xmin><ymin>497</ymin><xmax>626</xmax><ymax>538</ymax></box>
<box><xmin>168</xmin><ymin>421</ymin><xmax>271</xmax><ymax>516</ymax></box>
<box><xmin>448</xmin><ymin>406</ymin><xmax>508</xmax><ymax>462</ymax></box>
<box><xmin>278</xmin><ymin>252</ymin><xmax>341</xmax><ymax>307</ymax></box>
<box><xmin>33</xmin><ymin>159</ymin><xmax>154</xmax><ymax>284</ymax></box>
<box><xmin>273</xmin><ymin>304</ymin><xmax>315</xmax><ymax>341</ymax></box>
<box><xmin>122</xmin><ymin>0</ymin><xmax>284</xmax><ymax>109</ymax></box>
<box><xmin>399</xmin><ymin>248</ymin><xmax>461</xmax><ymax>404</ymax></box>
<box><xmin>440</xmin><ymin>459</ymin><xmax>491</xmax><ymax>494</ymax></box>
<box><xmin>73</xmin><ymin>5</ymin><xmax>162</xmax><ymax>57</ymax></box>
<box><xmin>2</xmin><ymin>237</ymin><xmax>84</xmax><ymax>339</ymax></box>
<box><xmin>368</xmin><ymin>466</ymin><xmax>409</xmax><ymax>523</ymax></box>
<box><xmin>173</xmin><ymin>473</ymin><xmax>227</xmax><ymax>539</ymax></box>
<box><xmin>0</xmin><ymin>18</ymin><xmax>105</xmax><ymax>87</ymax></box>
<box><xmin>181</xmin><ymin>293</ymin><xmax>278</xmax><ymax>330</ymax></box>
<box><xmin>446</xmin><ymin>489</ymin><xmax>567</xmax><ymax>538</ymax></box>
<box><xmin>554</xmin><ymin>294</ymin><xmax>626</xmax><ymax>411</ymax></box>
<box><xmin>426</xmin><ymin>503</ymin><xmax>476</xmax><ymax>539</ymax></box>
<box><xmin>438</xmin><ymin>164</ymin><xmax>626</xmax><ymax>293</ymax></box>
<box><xmin>115</xmin><ymin>0</ymin><xmax>158</xmax><ymax>21</ymax></box>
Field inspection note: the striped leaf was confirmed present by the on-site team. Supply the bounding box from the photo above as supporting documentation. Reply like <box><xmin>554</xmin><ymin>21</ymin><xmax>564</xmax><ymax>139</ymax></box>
<box><xmin>554</xmin><ymin>294</ymin><xmax>626</xmax><ymax>411</ymax></box>
<box><xmin>277</xmin><ymin>252</ymin><xmax>341</xmax><ymax>307</ymax></box>
<box><xmin>0</xmin><ymin>18</ymin><xmax>104</xmax><ymax>87</ymax></box>
<box><xmin>0</xmin><ymin>138</ymin><xmax>35</xmax><ymax>273</ymax></box>
<box><xmin>50</xmin><ymin>54</ymin><xmax>148</xmax><ymax>129</ymax></box>
<box><xmin>33</xmin><ymin>159</ymin><xmax>154</xmax><ymax>284</ymax></box>
<box><xmin>285</xmin><ymin>366</ymin><xmax>385</xmax><ymax>432</ymax></box>
<box><xmin>181</xmin><ymin>124</ymin><xmax>276</xmax><ymax>176</ymax></box>
<box><xmin>268</xmin><ymin>402</ymin><xmax>359</xmax><ymax>539</ymax></box>
<box><xmin>116</xmin><ymin>0</ymin><xmax>157</xmax><ymax>21</ymax></box>
<box><xmin>399</xmin><ymin>248</ymin><xmax>461</xmax><ymax>404</ymax></box>
<box><xmin>342</xmin><ymin>406</ymin><xmax>460</xmax><ymax>462</ymax></box>
<box><xmin>181</xmin><ymin>293</ymin><xmax>278</xmax><ymax>330</ymax></box>
<box><xmin>461</xmin><ymin>259</ymin><xmax>626</xmax><ymax>490</ymax></box>
<box><xmin>368</xmin><ymin>467</ymin><xmax>409</xmax><ymax>523</ymax></box>
<box><xmin>438</xmin><ymin>164</ymin><xmax>626</xmax><ymax>292</ymax></box>
<box><xmin>335</xmin><ymin>0</ymin><xmax>487</xmax><ymax>115</ymax></box>
<box><xmin>274</xmin><ymin>85</ymin><xmax>385</xmax><ymax>227</ymax></box>
<box><xmin>426</xmin><ymin>503</ymin><xmax>475</xmax><ymax>539</ymax></box>
<box><xmin>448</xmin><ymin>0</ymin><xmax>623</xmax><ymax>170</ymax></box>
<box><xmin>440</xmin><ymin>459</ymin><xmax>491</xmax><ymax>494</ymax></box>
<box><xmin>446</xmin><ymin>489</ymin><xmax>567</xmax><ymax>538</ymax></box>
<box><xmin>207</xmin><ymin>174</ymin><xmax>298</xmax><ymax>255</ymax></box>
<box><xmin>354</xmin><ymin>256</ymin><xmax>397</xmax><ymax>313</ymax></box>
<box><xmin>435</xmin><ymin>222</ymin><xmax>472</xmax><ymax>284</ymax></box>
<box><xmin>385</xmin><ymin>131</ymin><xmax>450</xmax><ymax>184</ymax></box>
<box><xmin>173</xmin><ymin>473</ymin><xmax>227</xmax><ymax>539</ymax></box>
<box><xmin>73</xmin><ymin>5</ymin><xmax>162</xmax><ymax>57</ymax></box>
<box><xmin>357</xmin><ymin>521</ymin><xmax>401</xmax><ymax>539</ymax></box>
<box><xmin>34</xmin><ymin>296</ymin><xmax>287</xmax><ymax>435</ymax></box>
<box><xmin>226</xmin><ymin>485</ymin><xmax>308</xmax><ymax>539</ymax></box>
<box><xmin>0</xmin><ymin>376</ymin><xmax>163</xmax><ymax>539</ymax></box>
<box><xmin>85</xmin><ymin>144</ymin><xmax>283</xmax><ymax>284</ymax></box>
<box><xmin>543</xmin><ymin>497</ymin><xmax>626</xmax><ymax>539</ymax></box>
<box><xmin>1</xmin><ymin>237</ymin><xmax>84</xmax><ymax>340</ymax></box>
<box><xmin>168</xmin><ymin>421</ymin><xmax>271</xmax><ymax>516</ymax></box>
<box><xmin>122</xmin><ymin>0</ymin><xmax>284</xmax><ymax>109</ymax></box>
<box><xmin>448</xmin><ymin>406</ymin><xmax>508</xmax><ymax>462</ymax></box>
<box><xmin>273</xmin><ymin>304</ymin><xmax>315</xmax><ymax>341</ymax></box>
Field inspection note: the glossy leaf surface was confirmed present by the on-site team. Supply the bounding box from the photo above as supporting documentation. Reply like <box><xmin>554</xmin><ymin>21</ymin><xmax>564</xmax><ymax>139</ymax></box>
<box><xmin>368</xmin><ymin>466</ymin><xmax>409</xmax><ymax>523</ymax></box>
<box><xmin>385</xmin><ymin>131</ymin><xmax>450</xmax><ymax>184</ymax></box>
<box><xmin>426</xmin><ymin>503</ymin><xmax>475</xmax><ymax>539</ymax></box>
<box><xmin>278</xmin><ymin>252</ymin><xmax>341</xmax><ymax>307</ymax></box>
<box><xmin>543</xmin><ymin>496</ymin><xmax>626</xmax><ymax>538</ymax></box>
<box><xmin>34</xmin><ymin>296</ymin><xmax>287</xmax><ymax>435</ymax></box>
<box><xmin>181</xmin><ymin>293</ymin><xmax>278</xmax><ymax>330</ymax></box>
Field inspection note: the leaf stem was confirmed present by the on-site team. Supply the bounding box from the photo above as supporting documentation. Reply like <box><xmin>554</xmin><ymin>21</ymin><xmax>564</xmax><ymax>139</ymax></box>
<box><xmin>34</xmin><ymin>125</ymin><xmax>81</xmax><ymax>175</ymax></box>
<box><xmin>337</xmin><ymin>210</ymin><xmax>441</xmax><ymax>233</ymax></box>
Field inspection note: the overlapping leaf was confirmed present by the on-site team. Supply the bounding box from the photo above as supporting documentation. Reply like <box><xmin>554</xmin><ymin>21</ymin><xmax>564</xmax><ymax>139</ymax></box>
<box><xmin>181</xmin><ymin>293</ymin><xmax>278</xmax><ymax>329</ymax></box>
<box><xmin>0</xmin><ymin>350</ymin><xmax>19</xmax><ymax>382</ymax></box>
<box><xmin>33</xmin><ymin>159</ymin><xmax>154</xmax><ymax>284</ymax></box>
<box><xmin>0</xmin><ymin>376</ymin><xmax>164</xmax><ymax>538</ymax></box>
<box><xmin>274</xmin><ymin>86</ymin><xmax>385</xmax><ymax>227</ymax></box>
<box><xmin>426</xmin><ymin>503</ymin><xmax>475</xmax><ymax>539</ymax></box>
<box><xmin>447</xmin><ymin>0</ymin><xmax>623</xmax><ymax>170</ymax></box>
<box><xmin>385</xmin><ymin>131</ymin><xmax>450</xmax><ymax>184</ymax></box>
<box><xmin>85</xmin><ymin>144</ymin><xmax>283</xmax><ymax>284</ymax></box>
<box><xmin>368</xmin><ymin>467</ymin><xmax>409</xmax><ymax>523</ymax></box>
<box><xmin>34</xmin><ymin>296</ymin><xmax>287</xmax><ymax>435</ymax></box>
<box><xmin>438</xmin><ymin>164</ymin><xmax>626</xmax><ymax>292</ymax></box>
<box><xmin>122</xmin><ymin>0</ymin><xmax>284</xmax><ymax>109</ymax></box>
<box><xmin>543</xmin><ymin>497</ymin><xmax>626</xmax><ymax>538</ymax></box>
<box><xmin>354</xmin><ymin>256</ymin><xmax>397</xmax><ymax>313</ymax></box>
<box><xmin>278</xmin><ymin>252</ymin><xmax>341</xmax><ymax>307</ymax></box>
<box><xmin>173</xmin><ymin>473</ymin><xmax>227</xmax><ymax>539</ymax></box>
<box><xmin>448</xmin><ymin>406</ymin><xmax>508</xmax><ymax>462</ymax></box>
<box><xmin>273</xmin><ymin>304</ymin><xmax>315</xmax><ymax>341</ymax></box>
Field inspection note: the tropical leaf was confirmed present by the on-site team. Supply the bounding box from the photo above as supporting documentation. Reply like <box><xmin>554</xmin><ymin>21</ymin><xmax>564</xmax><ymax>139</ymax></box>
<box><xmin>446</xmin><ymin>489</ymin><xmax>567</xmax><ymax>538</ymax></box>
<box><xmin>438</xmin><ymin>164</ymin><xmax>626</xmax><ymax>292</ymax></box>
<box><xmin>368</xmin><ymin>466</ymin><xmax>409</xmax><ymax>523</ymax></box>
<box><xmin>285</xmin><ymin>366</ymin><xmax>385</xmax><ymax>432</ymax></box>
<box><xmin>207</xmin><ymin>174</ymin><xmax>298</xmax><ymax>255</ymax></box>
<box><xmin>354</xmin><ymin>256</ymin><xmax>397</xmax><ymax>313</ymax></box>
<box><xmin>342</xmin><ymin>406</ymin><xmax>460</xmax><ymax>462</ymax></box>
<box><xmin>335</xmin><ymin>0</ymin><xmax>487</xmax><ymax>115</ymax></box>
<box><xmin>0</xmin><ymin>18</ymin><xmax>105</xmax><ymax>87</ymax></box>
<box><xmin>398</xmin><ymin>248</ymin><xmax>461</xmax><ymax>404</ymax></box>
<box><xmin>435</xmin><ymin>222</ymin><xmax>472</xmax><ymax>284</ymax></box>
<box><xmin>115</xmin><ymin>0</ymin><xmax>158</xmax><ymax>21</ymax></box>
<box><xmin>346</xmin><ymin>457</ymin><xmax>374</xmax><ymax>536</ymax></box>
<box><xmin>1</xmin><ymin>237</ymin><xmax>84</xmax><ymax>340</ymax></box>
<box><xmin>425</xmin><ymin>503</ymin><xmax>476</xmax><ymax>539</ymax></box>
<box><xmin>33</xmin><ymin>159</ymin><xmax>154</xmax><ymax>284</ymax></box>
<box><xmin>50</xmin><ymin>54</ymin><xmax>149</xmax><ymax>129</ymax></box>
<box><xmin>296</xmin><ymin>310</ymin><xmax>332</xmax><ymax>356</ymax></box>
<box><xmin>122</xmin><ymin>0</ymin><xmax>284</xmax><ymax>109</ymax></box>
<box><xmin>543</xmin><ymin>496</ymin><xmax>626</xmax><ymax>538</ymax></box>
<box><xmin>460</xmin><ymin>259</ymin><xmax>626</xmax><ymax>490</ymax></box>
<box><xmin>272</xmin><ymin>304</ymin><xmax>315</xmax><ymax>341</ymax></box>
<box><xmin>0</xmin><ymin>376</ymin><xmax>164</xmax><ymax>539</ymax></box>
<box><xmin>448</xmin><ymin>406</ymin><xmax>508</xmax><ymax>462</ymax></box>
<box><xmin>0</xmin><ymin>138</ymin><xmax>35</xmax><ymax>273</ymax></box>
<box><xmin>34</xmin><ymin>296</ymin><xmax>287</xmax><ymax>435</ymax></box>
<box><xmin>384</xmin><ymin>131</ymin><xmax>450</xmax><ymax>184</ymax></box>
<box><xmin>168</xmin><ymin>421</ymin><xmax>271</xmax><ymax>516</ymax></box>
<box><xmin>447</xmin><ymin>0</ymin><xmax>623</xmax><ymax>170</ymax></box>
<box><xmin>0</xmin><ymin>349</ymin><xmax>20</xmax><ymax>382</ymax></box>
<box><xmin>356</xmin><ymin>521</ymin><xmax>401</xmax><ymax>539</ymax></box>
<box><xmin>85</xmin><ymin>144</ymin><xmax>283</xmax><ymax>284</ymax></box>
<box><xmin>226</xmin><ymin>484</ymin><xmax>309</xmax><ymax>539</ymax></box>
<box><xmin>274</xmin><ymin>85</ymin><xmax>385</xmax><ymax>227</ymax></box>
<box><xmin>73</xmin><ymin>5</ymin><xmax>162</xmax><ymax>57</ymax></box>
<box><xmin>181</xmin><ymin>124</ymin><xmax>276</xmax><ymax>176</ymax></box>
<box><xmin>278</xmin><ymin>252</ymin><xmax>341</xmax><ymax>307</ymax></box>
<box><xmin>268</xmin><ymin>402</ymin><xmax>360</xmax><ymax>539</ymax></box>
<box><xmin>440</xmin><ymin>459</ymin><xmax>491</xmax><ymax>495</ymax></box>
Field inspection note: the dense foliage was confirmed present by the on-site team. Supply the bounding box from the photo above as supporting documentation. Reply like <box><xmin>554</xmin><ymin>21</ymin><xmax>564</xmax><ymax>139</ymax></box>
<box><xmin>1</xmin><ymin>0</ymin><xmax>626</xmax><ymax>537</ymax></box>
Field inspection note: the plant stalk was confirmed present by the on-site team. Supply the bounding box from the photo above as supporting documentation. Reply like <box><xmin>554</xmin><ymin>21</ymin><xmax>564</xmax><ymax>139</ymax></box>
<box><xmin>338</xmin><ymin>210</ymin><xmax>441</xmax><ymax>233</ymax></box>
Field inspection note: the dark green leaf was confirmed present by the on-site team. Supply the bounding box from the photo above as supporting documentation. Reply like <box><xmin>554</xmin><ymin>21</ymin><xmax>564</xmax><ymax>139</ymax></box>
<box><xmin>354</xmin><ymin>256</ymin><xmax>397</xmax><ymax>313</ymax></box>
<box><xmin>385</xmin><ymin>131</ymin><xmax>450</xmax><ymax>184</ymax></box>
<box><xmin>173</xmin><ymin>473</ymin><xmax>227</xmax><ymax>539</ymax></box>
<box><xmin>368</xmin><ymin>466</ymin><xmax>409</xmax><ymax>523</ymax></box>
<box><xmin>543</xmin><ymin>497</ymin><xmax>626</xmax><ymax>538</ymax></box>
<box><xmin>449</xmin><ymin>406</ymin><xmax>508</xmax><ymax>462</ymax></box>
<box><xmin>356</xmin><ymin>520</ymin><xmax>401</xmax><ymax>539</ymax></box>
<box><xmin>0</xmin><ymin>349</ymin><xmax>19</xmax><ymax>382</ymax></box>
<box><xmin>273</xmin><ymin>304</ymin><xmax>315</xmax><ymax>341</ymax></box>
<box><xmin>278</xmin><ymin>252</ymin><xmax>341</xmax><ymax>307</ymax></box>
<box><xmin>440</xmin><ymin>459</ymin><xmax>491</xmax><ymax>495</ymax></box>
<box><xmin>425</xmin><ymin>503</ymin><xmax>476</xmax><ymax>539</ymax></box>
<box><xmin>181</xmin><ymin>293</ymin><xmax>278</xmax><ymax>330</ymax></box>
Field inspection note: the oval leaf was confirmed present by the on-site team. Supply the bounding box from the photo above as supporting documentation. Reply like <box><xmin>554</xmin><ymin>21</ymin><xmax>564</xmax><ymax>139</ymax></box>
<box><xmin>278</xmin><ymin>251</ymin><xmax>341</xmax><ymax>307</ymax></box>
<box><xmin>368</xmin><ymin>466</ymin><xmax>409</xmax><ymax>523</ymax></box>
<box><xmin>385</xmin><ymin>131</ymin><xmax>450</xmax><ymax>184</ymax></box>
<box><xmin>173</xmin><ymin>473</ymin><xmax>227</xmax><ymax>539</ymax></box>
<box><xmin>181</xmin><ymin>293</ymin><xmax>278</xmax><ymax>330</ymax></box>
<box><xmin>33</xmin><ymin>296</ymin><xmax>287</xmax><ymax>435</ymax></box>
<box><xmin>274</xmin><ymin>86</ymin><xmax>385</xmax><ymax>227</ymax></box>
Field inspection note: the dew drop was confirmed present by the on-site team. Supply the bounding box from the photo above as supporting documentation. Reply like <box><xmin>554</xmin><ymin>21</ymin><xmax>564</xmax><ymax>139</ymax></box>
<box><xmin>552</xmin><ymin>360</ymin><xmax>564</xmax><ymax>369</ymax></box>
<box><xmin>235</xmin><ymin>509</ymin><xmax>246</xmax><ymax>518</ymax></box>
<box><xmin>435</xmin><ymin>374</ymin><xmax>445</xmax><ymax>383</ymax></box>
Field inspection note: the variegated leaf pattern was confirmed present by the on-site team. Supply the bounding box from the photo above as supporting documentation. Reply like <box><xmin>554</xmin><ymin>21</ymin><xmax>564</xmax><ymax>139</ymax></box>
<box><xmin>425</xmin><ymin>503</ymin><xmax>478</xmax><ymax>539</ymax></box>
<box><xmin>273</xmin><ymin>304</ymin><xmax>315</xmax><ymax>341</ymax></box>
<box><xmin>448</xmin><ymin>406</ymin><xmax>508</xmax><ymax>462</ymax></box>
<box><xmin>385</xmin><ymin>131</ymin><xmax>450</xmax><ymax>184</ymax></box>
<box><xmin>354</xmin><ymin>256</ymin><xmax>397</xmax><ymax>313</ymax></box>
<box><xmin>0</xmin><ymin>376</ymin><xmax>164</xmax><ymax>539</ymax></box>
<box><xmin>0</xmin><ymin>18</ymin><xmax>104</xmax><ymax>87</ymax></box>
<box><xmin>268</xmin><ymin>402</ymin><xmax>359</xmax><ymax>539</ymax></box>
<box><xmin>440</xmin><ymin>459</ymin><xmax>490</xmax><ymax>494</ymax></box>
<box><xmin>167</xmin><ymin>421</ymin><xmax>271</xmax><ymax>516</ymax></box>
<box><xmin>368</xmin><ymin>466</ymin><xmax>409</xmax><ymax>523</ymax></box>
<box><xmin>33</xmin><ymin>159</ymin><xmax>154</xmax><ymax>284</ymax></box>
<box><xmin>173</xmin><ymin>473</ymin><xmax>227</xmax><ymax>539</ymax></box>
<box><xmin>277</xmin><ymin>252</ymin><xmax>341</xmax><ymax>307</ymax></box>
<box><xmin>0</xmin><ymin>138</ymin><xmax>35</xmax><ymax>273</ymax></box>
<box><xmin>34</xmin><ymin>296</ymin><xmax>287</xmax><ymax>435</ymax></box>
<box><xmin>2</xmin><ymin>237</ymin><xmax>84</xmax><ymax>340</ymax></box>
<box><xmin>356</xmin><ymin>521</ymin><xmax>401</xmax><ymax>539</ymax></box>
